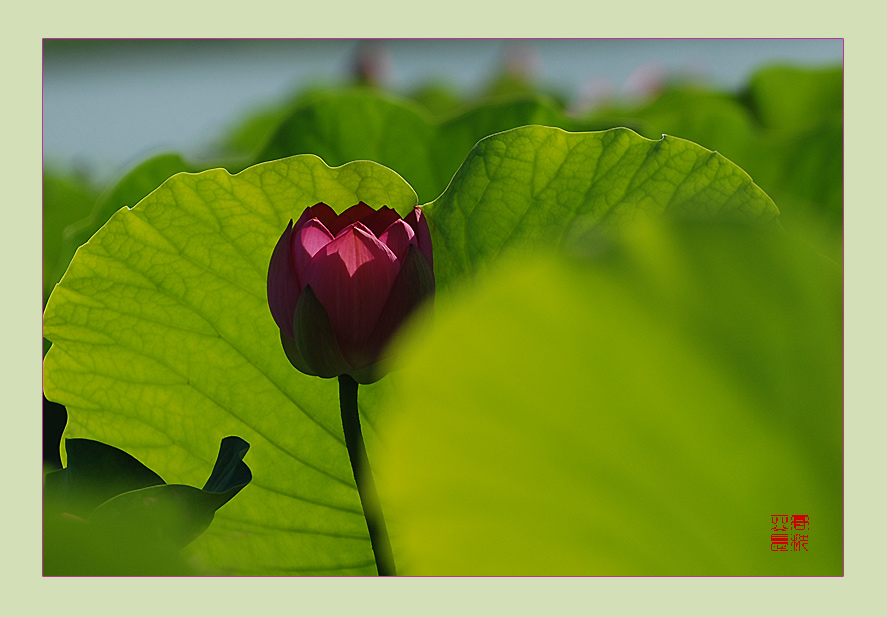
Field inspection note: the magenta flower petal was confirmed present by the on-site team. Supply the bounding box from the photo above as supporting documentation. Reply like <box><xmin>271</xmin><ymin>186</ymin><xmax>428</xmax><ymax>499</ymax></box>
<box><xmin>363</xmin><ymin>244</ymin><xmax>435</xmax><ymax>363</ymax></box>
<box><xmin>330</xmin><ymin>201</ymin><xmax>376</xmax><ymax>236</ymax></box>
<box><xmin>291</xmin><ymin>285</ymin><xmax>353</xmax><ymax>378</ymax></box>
<box><xmin>295</xmin><ymin>202</ymin><xmax>337</xmax><ymax>232</ymax></box>
<box><xmin>279</xmin><ymin>331</ymin><xmax>317</xmax><ymax>377</ymax></box>
<box><xmin>266</xmin><ymin>220</ymin><xmax>300</xmax><ymax>340</ymax></box>
<box><xmin>301</xmin><ymin>224</ymin><xmax>399</xmax><ymax>367</ymax></box>
<box><xmin>291</xmin><ymin>218</ymin><xmax>334</xmax><ymax>279</ymax></box>
<box><xmin>404</xmin><ymin>207</ymin><xmax>433</xmax><ymax>268</ymax></box>
<box><xmin>362</xmin><ymin>206</ymin><xmax>402</xmax><ymax>237</ymax></box>
<box><xmin>293</xmin><ymin>208</ymin><xmax>314</xmax><ymax>231</ymax></box>
<box><xmin>379</xmin><ymin>218</ymin><xmax>418</xmax><ymax>262</ymax></box>
<box><xmin>345</xmin><ymin>202</ymin><xmax>373</xmax><ymax>215</ymax></box>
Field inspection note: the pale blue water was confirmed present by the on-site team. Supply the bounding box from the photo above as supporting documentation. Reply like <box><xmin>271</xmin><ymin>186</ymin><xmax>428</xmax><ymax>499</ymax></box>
<box><xmin>42</xmin><ymin>39</ymin><xmax>843</xmax><ymax>184</ymax></box>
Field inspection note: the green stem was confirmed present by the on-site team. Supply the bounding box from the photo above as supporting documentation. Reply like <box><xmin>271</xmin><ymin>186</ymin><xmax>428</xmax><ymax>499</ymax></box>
<box><xmin>338</xmin><ymin>374</ymin><xmax>396</xmax><ymax>576</ymax></box>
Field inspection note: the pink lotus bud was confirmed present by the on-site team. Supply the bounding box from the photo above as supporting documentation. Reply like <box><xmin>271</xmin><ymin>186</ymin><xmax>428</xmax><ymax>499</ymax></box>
<box><xmin>267</xmin><ymin>202</ymin><xmax>434</xmax><ymax>384</ymax></box>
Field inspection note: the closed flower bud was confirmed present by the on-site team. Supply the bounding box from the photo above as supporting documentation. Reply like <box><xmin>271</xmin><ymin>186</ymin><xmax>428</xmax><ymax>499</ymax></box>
<box><xmin>267</xmin><ymin>202</ymin><xmax>434</xmax><ymax>384</ymax></box>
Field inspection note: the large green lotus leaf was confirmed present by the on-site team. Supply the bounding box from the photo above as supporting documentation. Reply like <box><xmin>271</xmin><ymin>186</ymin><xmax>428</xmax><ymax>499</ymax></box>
<box><xmin>590</xmin><ymin>88</ymin><xmax>763</xmax><ymax>177</ymax></box>
<box><xmin>429</xmin><ymin>95</ymin><xmax>580</xmax><ymax>195</ymax></box>
<box><xmin>376</xmin><ymin>222</ymin><xmax>842</xmax><ymax>575</ymax></box>
<box><xmin>587</xmin><ymin>67</ymin><xmax>843</xmax><ymax>237</ymax></box>
<box><xmin>256</xmin><ymin>89</ymin><xmax>578</xmax><ymax>203</ymax></box>
<box><xmin>43</xmin><ymin>156</ymin><xmax>418</xmax><ymax>575</ymax></box>
<box><xmin>423</xmin><ymin>125</ymin><xmax>779</xmax><ymax>292</ymax></box>
<box><xmin>46</xmin><ymin>154</ymin><xmax>202</xmax><ymax>306</ymax></box>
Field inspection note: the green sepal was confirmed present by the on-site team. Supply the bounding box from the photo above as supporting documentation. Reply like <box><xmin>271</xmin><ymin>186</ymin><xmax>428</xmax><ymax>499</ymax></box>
<box><xmin>347</xmin><ymin>360</ymin><xmax>388</xmax><ymax>385</ymax></box>
<box><xmin>292</xmin><ymin>285</ymin><xmax>352</xmax><ymax>379</ymax></box>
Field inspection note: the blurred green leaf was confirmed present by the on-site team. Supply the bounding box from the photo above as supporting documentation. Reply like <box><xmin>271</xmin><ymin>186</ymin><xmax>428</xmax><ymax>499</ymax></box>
<box><xmin>591</xmin><ymin>87</ymin><xmax>761</xmax><ymax>173</ymax></box>
<box><xmin>408</xmin><ymin>82</ymin><xmax>465</xmax><ymax>118</ymax></box>
<box><xmin>754</xmin><ymin>113</ymin><xmax>843</xmax><ymax>234</ymax></box>
<box><xmin>44</xmin><ymin>436</ymin><xmax>252</xmax><ymax>575</ymax></box>
<box><xmin>587</xmin><ymin>66</ymin><xmax>843</xmax><ymax>249</ymax></box>
<box><xmin>223</xmin><ymin>104</ymin><xmax>295</xmax><ymax>157</ymax></box>
<box><xmin>257</xmin><ymin>89</ymin><xmax>580</xmax><ymax>203</ymax></box>
<box><xmin>744</xmin><ymin>65</ymin><xmax>843</xmax><ymax>134</ymax></box>
<box><xmin>43</xmin><ymin>171</ymin><xmax>99</xmax><ymax>301</ymax></box>
<box><xmin>44</xmin><ymin>438</ymin><xmax>165</xmax><ymax>518</ymax></box>
<box><xmin>742</xmin><ymin>66</ymin><xmax>843</xmax><ymax>242</ymax></box>
<box><xmin>44</xmin><ymin>156</ymin><xmax>417</xmax><ymax>575</ymax></box>
<box><xmin>43</xmin><ymin>513</ymin><xmax>194</xmax><ymax>576</ymax></box>
<box><xmin>88</xmin><ymin>436</ymin><xmax>252</xmax><ymax>548</ymax></box>
<box><xmin>257</xmin><ymin>89</ymin><xmax>437</xmax><ymax>202</ymax></box>
<box><xmin>376</xmin><ymin>221</ymin><xmax>841</xmax><ymax>575</ymax></box>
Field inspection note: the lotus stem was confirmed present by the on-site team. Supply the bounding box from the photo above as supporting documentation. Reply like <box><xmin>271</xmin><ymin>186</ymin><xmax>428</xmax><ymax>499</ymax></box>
<box><xmin>338</xmin><ymin>374</ymin><xmax>396</xmax><ymax>576</ymax></box>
